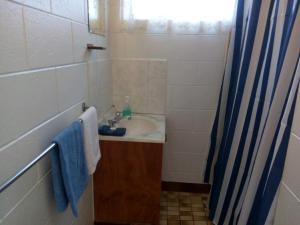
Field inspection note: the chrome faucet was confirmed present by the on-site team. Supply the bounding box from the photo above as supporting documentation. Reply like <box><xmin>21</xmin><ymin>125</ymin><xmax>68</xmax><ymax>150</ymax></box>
<box><xmin>107</xmin><ymin>111</ymin><xmax>122</xmax><ymax>128</ymax></box>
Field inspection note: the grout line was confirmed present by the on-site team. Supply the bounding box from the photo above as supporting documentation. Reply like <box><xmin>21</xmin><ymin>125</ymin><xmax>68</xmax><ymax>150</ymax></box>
<box><xmin>165</xmin><ymin>130</ymin><xmax>211</xmax><ymax>135</ymax></box>
<box><xmin>167</xmin><ymin>84</ymin><xmax>222</xmax><ymax>87</ymax></box>
<box><xmin>1</xmin><ymin>171</ymin><xmax>51</xmax><ymax>222</ymax></box>
<box><xmin>7</xmin><ymin>0</ymin><xmax>87</xmax><ymax>25</ymax></box>
<box><xmin>282</xmin><ymin>182</ymin><xmax>300</xmax><ymax>202</ymax></box>
<box><xmin>70</xmin><ymin>22</ymin><xmax>76</xmax><ymax>63</ymax></box>
<box><xmin>0</xmin><ymin>101</ymin><xmax>83</xmax><ymax>152</ymax></box>
<box><xmin>291</xmin><ymin>132</ymin><xmax>300</xmax><ymax>141</ymax></box>
<box><xmin>110</xmin><ymin>58</ymin><xmax>225</xmax><ymax>63</ymax></box>
<box><xmin>0</xmin><ymin>62</ymin><xmax>89</xmax><ymax>78</ymax></box>
<box><xmin>0</xmin><ymin>57</ymin><xmax>223</xmax><ymax>78</ymax></box>
<box><xmin>110</xmin><ymin>31</ymin><xmax>229</xmax><ymax>37</ymax></box>
<box><xmin>49</xmin><ymin>0</ymin><xmax>52</xmax><ymax>13</ymax></box>
<box><xmin>167</xmin><ymin>83</ymin><xmax>222</xmax><ymax>87</ymax></box>
<box><xmin>53</xmin><ymin>64</ymin><xmax>60</xmax><ymax>117</ymax></box>
<box><xmin>21</xmin><ymin>5</ymin><xmax>30</xmax><ymax>69</ymax></box>
<box><xmin>167</xmin><ymin>109</ymin><xmax>216</xmax><ymax>112</ymax></box>
<box><xmin>166</xmin><ymin>108</ymin><xmax>217</xmax><ymax>111</ymax></box>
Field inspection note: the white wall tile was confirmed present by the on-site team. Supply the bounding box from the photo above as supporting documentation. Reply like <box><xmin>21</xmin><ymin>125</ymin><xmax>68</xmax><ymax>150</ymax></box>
<box><xmin>87</xmin><ymin>60</ymin><xmax>102</xmax><ymax>112</ymax></box>
<box><xmin>24</xmin><ymin>8</ymin><xmax>73</xmax><ymax>68</ymax></box>
<box><xmin>274</xmin><ymin>184</ymin><xmax>300</xmax><ymax>225</ymax></box>
<box><xmin>168</xmin><ymin>61</ymin><xmax>198</xmax><ymax>84</ymax></box>
<box><xmin>36</xmin><ymin>102</ymin><xmax>85</xmax><ymax>179</ymax></box>
<box><xmin>98</xmin><ymin>60</ymin><xmax>113</xmax><ymax>113</ymax></box>
<box><xmin>110</xmin><ymin>33</ymin><xmax>126</xmax><ymax>58</ymax></box>
<box><xmin>0</xmin><ymin>69</ymin><xmax>59</xmax><ymax>147</ymax></box>
<box><xmin>87</xmin><ymin>32</ymin><xmax>109</xmax><ymax>60</ymax></box>
<box><xmin>168</xmin><ymin>61</ymin><xmax>224</xmax><ymax>85</ymax></box>
<box><xmin>0</xmin><ymin>102</ymin><xmax>85</xmax><ymax>222</ymax></box>
<box><xmin>110</xmin><ymin>33</ymin><xmax>170</xmax><ymax>58</ymax></box>
<box><xmin>167</xmin><ymin>110</ymin><xmax>194</xmax><ymax>130</ymax></box>
<box><xmin>45</xmin><ymin>206</ymin><xmax>75</xmax><ymax>225</ymax></box>
<box><xmin>148</xmin><ymin>77</ymin><xmax>166</xmax><ymax>98</ymax></box>
<box><xmin>168</xmin><ymin>85</ymin><xmax>219</xmax><ymax>110</ymax></box>
<box><xmin>0</xmin><ymin>1</ymin><xmax>28</xmax><ymax>74</ymax></box>
<box><xmin>148</xmin><ymin>60</ymin><xmax>168</xmax><ymax>79</ymax></box>
<box><xmin>168</xmin><ymin>35</ymin><xmax>227</xmax><ymax>61</ymax></box>
<box><xmin>72</xmin><ymin>22</ymin><xmax>109</xmax><ymax>62</ymax></box>
<box><xmin>56</xmin><ymin>63</ymin><xmax>87</xmax><ymax>112</ymax></box>
<box><xmin>291</xmin><ymin>89</ymin><xmax>300</xmax><ymax>137</ymax></box>
<box><xmin>282</xmin><ymin>134</ymin><xmax>300</xmax><ymax>199</ymax></box>
<box><xmin>111</xmin><ymin>33</ymin><xmax>227</xmax><ymax>61</ymax></box>
<box><xmin>124</xmin><ymin>34</ymin><xmax>149</xmax><ymax>58</ymax></box>
<box><xmin>0</xmin><ymin>0</ymin><xmax>106</xmax><ymax>224</ymax></box>
<box><xmin>274</xmin><ymin>89</ymin><xmax>300</xmax><ymax>224</ymax></box>
<box><xmin>1</xmin><ymin>174</ymin><xmax>54</xmax><ymax>225</ymax></box>
<box><xmin>143</xmin><ymin>35</ymin><xmax>170</xmax><ymax>59</ymax></box>
<box><xmin>0</xmin><ymin>165</ymin><xmax>38</xmax><ymax>219</ymax></box>
<box><xmin>147</xmin><ymin>97</ymin><xmax>166</xmax><ymax>115</ymax></box>
<box><xmin>87</xmin><ymin>59</ymin><xmax>113</xmax><ymax>116</ymax></box>
<box><xmin>113</xmin><ymin>59</ymin><xmax>148</xmax><ymax>97</ymax></box>
<box><xmin>45</xmin><ymin>180</ymin><xmax>93</xmax><ymax>225</ymax></box>
<box><xmin>165</xmin><ymin>131</ymin><xmax>209</xmax><ymax>155</ymax></box>
<box><xmin>193</xmin><ymin>110</ymin><xmax>215</xmax><ymax>132</ymax></box>
<box><xmin>83</xmin><ymin>0</ymin><xmax>88</xmax><ymax>25</ymax></box>
<box><xmin>72</xmin><ymin>22</ymin><xmax>89</xmax><ymax>62</ymax></box>
<box><xmin>162</xmin><ymin>171</ymin><xmax>203</xmax><ymax>184</ymax></box>
<box><xmin>0</xmin><ymin>97</ymin><xmax>82</xmax><ymax>188</ymax></box>
<box><xmin>13</xmin><ymin>0</ymin><xmax>51</xmax><ymax>11</ymax></box>
<box><xmin>51</xmin><ymin>0</ymin><xmax>85</xmax><ymax>23</ymax></box>
<box><xmin>112</xmin><ymin>59</ymin><xmax>167</xmax><ymax>114</ymax></box>
<box><xmin>0</xmin><ymin>115</ymin><xmax>56</xmax><ymax>184</ymax></box>
<box><xmin>113</xmin><ymin>94</ymin><xmax>148</xmax><ymax>114</ymax></box>
<box><xmin>167</xmin><ymin>110</ymin><xmax>215</xmax><ymax>132</ymax></box>
<box><xmin>163</xmin><ymin>152</ymin><xmax>205</xmax><ymax>174</ymax></box>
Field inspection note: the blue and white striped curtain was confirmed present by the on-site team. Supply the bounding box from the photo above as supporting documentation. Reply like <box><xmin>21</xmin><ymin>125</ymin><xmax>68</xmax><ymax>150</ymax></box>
<box><xmin>204</xmin><ymin>0</ymin><xmax>300</xmax><ymax>224</ymax></box>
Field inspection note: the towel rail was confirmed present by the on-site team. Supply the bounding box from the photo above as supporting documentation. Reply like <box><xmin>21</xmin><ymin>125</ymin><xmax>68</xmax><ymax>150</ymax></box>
<box><xmin>0</xmin><ymin>143</ymin><xmax>57</xmax><ymax>193</ymax></box>
<box><xmin>0</xmin><ymin>103</ymin><xmax>88</xmax><ymax>194</ymax></box>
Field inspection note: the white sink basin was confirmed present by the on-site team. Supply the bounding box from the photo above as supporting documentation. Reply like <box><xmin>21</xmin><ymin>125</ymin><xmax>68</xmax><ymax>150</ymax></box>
<box><xmin>118</xmin><ymin>115</ymin><xmax>158</xmax><ymax>136</ymax></box>
<box><xmin>99</xmin><ymin>114</ymin><xmax>166</xmax><ymax>143</ymax></box>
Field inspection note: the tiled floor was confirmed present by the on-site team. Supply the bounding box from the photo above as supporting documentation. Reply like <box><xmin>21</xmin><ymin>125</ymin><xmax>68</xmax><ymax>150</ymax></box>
<box><xmin>160</xmin><ymin>191</ymin><xmax>212</xmax><ymax>225</ymax></box>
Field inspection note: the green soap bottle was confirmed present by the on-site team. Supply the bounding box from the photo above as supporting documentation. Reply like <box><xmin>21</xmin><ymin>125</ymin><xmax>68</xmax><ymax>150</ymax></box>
<box><xmin>122</xmin><ymin>96</ymin><xmax>132</xmax><ymax>119</ymax></box>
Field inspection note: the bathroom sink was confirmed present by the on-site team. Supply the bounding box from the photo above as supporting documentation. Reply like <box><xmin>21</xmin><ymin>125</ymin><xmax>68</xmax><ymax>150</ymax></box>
<box><xmin>99</xmin><ymin>114</ymin><xmax>166</xmax><ymax>143</ymax></box>
<box><xmin>118</xmin><ymin>115</ymin><xmax>158</xmax><ymax>136</ymax></box>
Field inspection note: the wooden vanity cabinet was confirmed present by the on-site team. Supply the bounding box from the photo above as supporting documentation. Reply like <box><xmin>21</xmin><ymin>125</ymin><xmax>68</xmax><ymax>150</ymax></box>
<box><xmin>94</xmin><ymin>140</ymin><xmax>163</xmax><ymax>225</ymax></box>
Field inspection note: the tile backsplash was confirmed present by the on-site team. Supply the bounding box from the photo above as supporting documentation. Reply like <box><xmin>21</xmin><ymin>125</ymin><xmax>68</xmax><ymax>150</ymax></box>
<box><xmin>112</xmin><ymin>59</ymin><xmax>167</xmax><ymax>114</ymax></box>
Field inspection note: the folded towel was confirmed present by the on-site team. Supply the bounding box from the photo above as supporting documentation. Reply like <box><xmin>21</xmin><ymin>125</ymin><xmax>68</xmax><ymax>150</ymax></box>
<box><xmin>51</xmin><ymin>121</ymin><xmax>89</xmax><ymax>217</ymax></box>
<box><xmin>79</xmin><ymin>106</ymin><xmax>101</xmax><ymax>175</ymax></box>
<box><xmin>98</xmin><ymin>125</ymin><xmax>126</xmax><ymax>136</ymax></box>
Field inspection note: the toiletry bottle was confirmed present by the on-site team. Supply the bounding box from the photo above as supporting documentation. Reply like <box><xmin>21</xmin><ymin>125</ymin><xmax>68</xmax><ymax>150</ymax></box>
<box><xmin>122</xmin><ymin>96</ymin><xmax>132</xmax><ymax>119</ymax></box>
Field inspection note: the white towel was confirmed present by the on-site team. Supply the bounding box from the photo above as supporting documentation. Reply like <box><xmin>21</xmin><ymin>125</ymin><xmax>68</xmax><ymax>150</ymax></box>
<box><xmin>79</xmin><ymin>106</ymin><xmax>101</xmax><ymax>174</ymax></box>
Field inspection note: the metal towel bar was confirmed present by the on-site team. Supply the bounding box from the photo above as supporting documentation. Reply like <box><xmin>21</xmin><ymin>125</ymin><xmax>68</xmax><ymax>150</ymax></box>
<box><xmin>0</xmin><ymin>103</ymin><xmax>88</xmax><ymax>194</ymax></box>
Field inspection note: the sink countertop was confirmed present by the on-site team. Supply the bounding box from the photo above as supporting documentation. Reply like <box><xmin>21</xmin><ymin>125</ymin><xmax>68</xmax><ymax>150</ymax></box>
<box><xmin>99</xmin><ymin>114</ymin><xmax>166</xmax><ymax>144</ymax></box>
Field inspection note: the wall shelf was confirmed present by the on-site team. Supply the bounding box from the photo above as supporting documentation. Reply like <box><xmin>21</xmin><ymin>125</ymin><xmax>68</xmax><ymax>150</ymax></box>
<box><xmin>87</xmin><ymin>44</ymin><xmax>106</xmax><ymax>50</ymax></box>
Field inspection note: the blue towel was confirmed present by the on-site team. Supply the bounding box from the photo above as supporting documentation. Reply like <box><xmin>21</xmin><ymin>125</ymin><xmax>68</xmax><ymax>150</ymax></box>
<box><xmin>98</xmin><ymin>125</ymin><xmax>126</xmax><ymax>136</ymax></box>
<box><xmin>51</xmin><ymin>121</ymin><xmax>89</xmax><ymax>217</ymax></box>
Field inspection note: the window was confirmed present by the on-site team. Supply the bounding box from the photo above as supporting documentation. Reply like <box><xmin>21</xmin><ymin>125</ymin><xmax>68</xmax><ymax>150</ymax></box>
<box><xmin>120</xmin><ymin>0</ymin><xmax>236</xmax><ymax>34</ymax></box>
<box><xmin>129</xmin><ymin>0</ymin><xmax>236</xmax><ymax>23</ymax></box>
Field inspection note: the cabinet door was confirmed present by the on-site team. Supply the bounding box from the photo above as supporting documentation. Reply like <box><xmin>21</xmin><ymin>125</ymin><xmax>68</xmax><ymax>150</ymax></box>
<box><xmin>94</xmin><ymin>141</ymin><xmax>163</xmax><ymax>225</ymax></box>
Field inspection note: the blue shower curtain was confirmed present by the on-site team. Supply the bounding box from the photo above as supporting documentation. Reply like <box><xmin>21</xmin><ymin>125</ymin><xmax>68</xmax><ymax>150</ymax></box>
<box><xmin>204</xmin><ymin>0</ymin><xmax>300</xmax><ymax>225</ymax></box>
